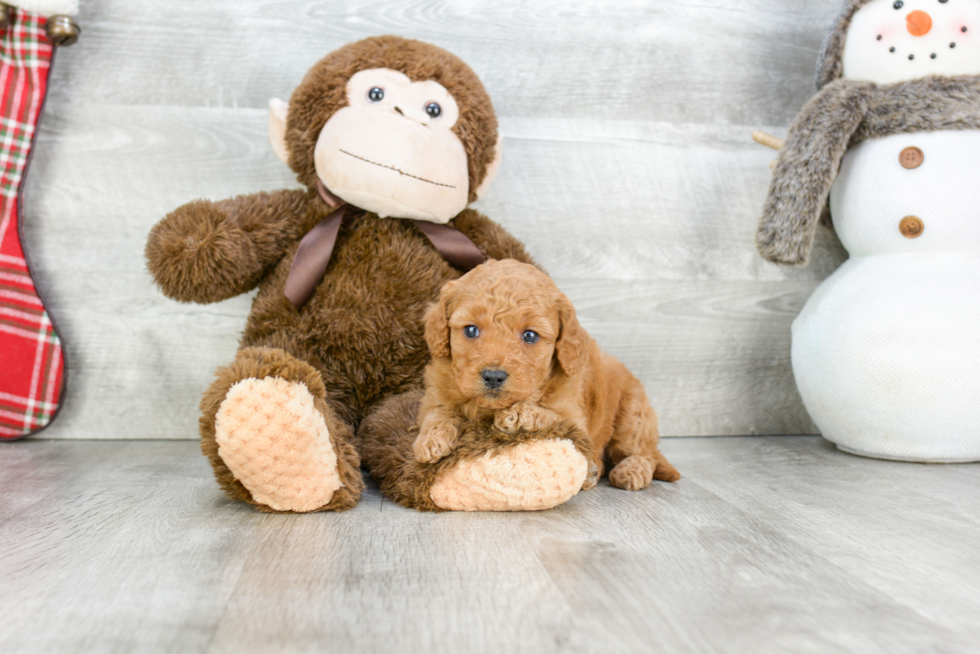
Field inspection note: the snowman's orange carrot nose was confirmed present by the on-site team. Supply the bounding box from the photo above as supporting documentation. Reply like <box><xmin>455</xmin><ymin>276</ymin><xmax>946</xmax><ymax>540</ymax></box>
<box><xmin>907</xmin><ymin>10</ymin><xmax>932</xmax><ymax>37</ymax></box>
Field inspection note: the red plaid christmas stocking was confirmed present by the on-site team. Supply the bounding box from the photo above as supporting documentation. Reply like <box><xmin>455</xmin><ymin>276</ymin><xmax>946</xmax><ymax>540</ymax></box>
<box><xmin>0</xmin><ymin>10</ymin><xmax>66</xmax><ymax>440</ymax></box>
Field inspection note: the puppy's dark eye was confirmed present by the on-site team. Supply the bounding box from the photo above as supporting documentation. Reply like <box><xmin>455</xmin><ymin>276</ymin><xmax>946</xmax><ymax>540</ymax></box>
<box><xmin>367</xmin><ymin>87</ymin><xmax>384</xmax><ymax>102</ymax></box>
<box><xmin>894</xmin><ymin>0</ymin><xmax>903</xmax><ymax>8</ymax></box>
<box><xmin>425</xmin><ymin>102</ymin><xmax>442</xmax><ymax>118</ymax></box>
<box><xmin>522</xmin><ymin>330</ymin><xmax>539</xmax><ymax>344</ymax></box>
<box><xmin>463</xmin><ymin>325</ymin><xmax>479</xmax><ymax>339</ymax></box>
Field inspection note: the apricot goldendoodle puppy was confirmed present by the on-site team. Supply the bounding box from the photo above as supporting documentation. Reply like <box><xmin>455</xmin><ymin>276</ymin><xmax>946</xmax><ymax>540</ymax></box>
<box><xmin>414</xmin><ymin>259</ymin><xmax>679</xmax><ymax>491</ymax></box>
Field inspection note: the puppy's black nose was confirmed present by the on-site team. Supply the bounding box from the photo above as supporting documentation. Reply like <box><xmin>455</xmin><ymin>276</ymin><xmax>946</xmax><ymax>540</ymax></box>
<box><xmin>481</xmin><ymin>368</ymin><xmax>508</xmax><ymax>390</ymax></box>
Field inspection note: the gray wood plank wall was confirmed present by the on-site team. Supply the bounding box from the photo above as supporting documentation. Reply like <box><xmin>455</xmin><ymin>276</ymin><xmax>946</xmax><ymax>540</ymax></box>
<box><xmin>22</xmin><ymin>0</ymin><xmax>850</xmax><ymax>439</ymax></box>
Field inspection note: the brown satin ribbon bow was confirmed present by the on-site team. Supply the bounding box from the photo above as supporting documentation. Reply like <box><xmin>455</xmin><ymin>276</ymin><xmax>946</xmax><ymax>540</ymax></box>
<box><xmin>283</xmin><ymin>180</ymin><xmax>486</xmax><ymax>309</ymax></box>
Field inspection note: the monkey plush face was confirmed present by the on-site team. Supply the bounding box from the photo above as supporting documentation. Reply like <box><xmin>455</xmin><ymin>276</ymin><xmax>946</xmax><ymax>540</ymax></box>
<box><xmin>312</xmin><ymin>68</ymin><xmax>469</xmax><ymax>222</ymax></box>
<box><xmin>842</xmin><ymin>0</ymin><xmax>980</xmax><ymax>84</ymax></box>
<box><xmin>267</xmin><ymin>36</ymin><xmax>502</xmax><ymax>224</ymax></box>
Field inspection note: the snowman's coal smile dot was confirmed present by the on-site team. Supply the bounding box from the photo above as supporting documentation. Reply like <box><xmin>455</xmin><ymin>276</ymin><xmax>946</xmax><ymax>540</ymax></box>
<box><xmin>909</xmin><ymin>53</ymin><xmax>915</xmax><ymax>60</ymax></box>
<box><xmin>931</xmin><ymin>52</ymin><xmax>937</xmax><ymax>58</ymax></box>
<box><xmin>963</xmin><ymin>26</ymin><xmax>969</xmax><ymax>32</ymax></box>
<box><xmin>951</xmin><ymin>41</ymin><xmax>957</xmax><ymax>48</ymax></box>
<box><xmin>877</xmin><ymin>34</ymin><xmax>883</xmax><ymax>40</ymax></box>
<box><xmin>890</xmin><ymin>46</ymin><xmax>897</xmax><ymax>52</ymax></box>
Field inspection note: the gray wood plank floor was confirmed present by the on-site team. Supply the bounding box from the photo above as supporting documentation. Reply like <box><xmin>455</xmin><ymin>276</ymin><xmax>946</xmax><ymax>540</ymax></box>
<box><xmin>19</xmin><ymin>0</ymin><xmax>855</xmax><ymax>440</ymax></box>
<box><xmin>2</xmin><ymin>437</ymin><xmax>978</xmax><ymax>654</ymax></box>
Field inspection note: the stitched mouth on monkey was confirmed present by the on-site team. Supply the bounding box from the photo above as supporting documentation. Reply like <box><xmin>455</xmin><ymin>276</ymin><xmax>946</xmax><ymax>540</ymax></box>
<box><xmin>337</xmin><ymin>148</ymin><xmax>456</xmax><ymax>189</ymax></box>
<box><xmin>312</xmin><ymin>107</ymin><xmax>471</xmax><ymax>222</ymax></box>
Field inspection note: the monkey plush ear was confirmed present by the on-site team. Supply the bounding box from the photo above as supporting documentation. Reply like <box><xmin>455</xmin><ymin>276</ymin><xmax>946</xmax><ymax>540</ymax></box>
<box><xmin>473</xmin><ymin>134</ymin><xmax>503</xmax><ymax>200</ymax></box>
<box><xmin>423</xmin><ymin>281</ymin><xmax>458</xmax><ymax>359</ymax></box>
<box><xmin>268</xmin><ymin>98</ymin><xmax>290</xmax><ymax>165</ymax></box>
<box><xmin>555</xmin><ymin>295</ymin><xmax>590</xmax><ymax>377</ymax></box>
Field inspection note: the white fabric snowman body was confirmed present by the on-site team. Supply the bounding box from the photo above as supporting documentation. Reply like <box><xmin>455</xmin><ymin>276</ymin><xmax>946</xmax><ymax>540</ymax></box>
<box><xmin>760</xmin><ymin>0</ymin><xmax>980</xmax><ymax>461</ymax></box>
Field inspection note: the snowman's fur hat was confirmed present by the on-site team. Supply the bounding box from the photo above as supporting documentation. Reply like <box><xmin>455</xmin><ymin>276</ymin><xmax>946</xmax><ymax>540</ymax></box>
<box><xmin>816</xmin><ymin>0</ymin><xmax>876</xmax><ymax>89</ymax></box>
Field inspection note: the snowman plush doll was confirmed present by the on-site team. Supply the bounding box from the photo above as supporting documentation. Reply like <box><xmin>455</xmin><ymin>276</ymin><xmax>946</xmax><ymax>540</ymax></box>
<box><xmin>757</xmin><ymin>0</ymin><xmax>980</xmax><ymax>461</ymax></box>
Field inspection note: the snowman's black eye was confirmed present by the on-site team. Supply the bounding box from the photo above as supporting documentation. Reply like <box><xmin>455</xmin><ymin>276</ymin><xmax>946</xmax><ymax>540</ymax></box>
<box><xmin>367</xmin><ymin>87</ymin><xmax>384</xmax><ymax>102</ymax></box>
<box><xmin>939</xmin><ymin>0</ymin><xmax>949</xmax><ymax>3</ymax></box>
<box><xmin>425</xmin><ymin>102</ymin><xmax>442</xmax><ymax>119</ymax></box>
<box><xmin>894</xmin><ymin>0</ymin><xmax>903</xmax><ymax>7</ymax></box>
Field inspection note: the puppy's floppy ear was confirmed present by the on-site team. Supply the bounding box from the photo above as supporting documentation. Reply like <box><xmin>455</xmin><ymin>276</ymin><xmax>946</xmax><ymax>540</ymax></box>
<box><xmin>424</xmin><ymin>281</ymin><xmax>459</xmax><ymax>359</ymax></box>
<box><xmin>555</xmin><ymin>294</ymin><xmax>589</xmax><ymax>377</ymax></box>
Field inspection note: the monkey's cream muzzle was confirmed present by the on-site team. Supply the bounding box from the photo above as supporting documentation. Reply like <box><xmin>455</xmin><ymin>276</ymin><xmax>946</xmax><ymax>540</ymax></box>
<box><xmin>313</xmin><ymin>106</ymin><xmax>469</xmax><ymax>223</ymax></box>
<box><xmin>313</xmin><ymin>68</ymin><xmax>469</xmax><ymax>224</ymax></box>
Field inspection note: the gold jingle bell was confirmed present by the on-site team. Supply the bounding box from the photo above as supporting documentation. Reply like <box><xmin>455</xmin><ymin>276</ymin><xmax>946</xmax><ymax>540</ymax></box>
<box><xmin>45</xmin><ymin>15</ymin><xmax>80</xmax><ymax>47</ymax></box>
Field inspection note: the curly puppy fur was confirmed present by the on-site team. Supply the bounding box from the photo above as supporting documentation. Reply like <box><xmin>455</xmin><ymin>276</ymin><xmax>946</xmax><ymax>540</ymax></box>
<box><xmin>758</xmin><ymin>75</ymin><xmax>980</xmax><ymax>266</ymax></box>
<box><xmin>146</xmin><ymin>37</ymin><xmax>534</xmax><ymax>512</ymax></box>
<box><xmin>413</xmin><ymin>259</ymin><xmax>680</xmax><ymax>491</ymax></box>
<box><xmin>359</xmin><ymin>388</ymin><xmax>594</xmax><ymax>511</ymax></box>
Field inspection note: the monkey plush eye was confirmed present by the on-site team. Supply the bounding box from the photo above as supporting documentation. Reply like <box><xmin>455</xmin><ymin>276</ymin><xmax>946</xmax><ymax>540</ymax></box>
<box><xmin>893</xmin><ymin>0</ymin><xmax>903</xmax><ymax>8</ymax></box>
<box><xmin>522</xmin><ymin>330</ymin><xmax>539</xmax><ymax>344</ymax></box>
<box><xmin>463</xmin><ymin>325</ymin><xmax>479</xmax><ymax>339</ymax></box>
<box><xmin>425</xmin><ymin>102</ymin><xmax>442</xmax><ymax>119</ymax></box>
<box><xmin>367</xmin><ymin>87</ymin><xmax>385</xmax><ymax>102</ymax></box>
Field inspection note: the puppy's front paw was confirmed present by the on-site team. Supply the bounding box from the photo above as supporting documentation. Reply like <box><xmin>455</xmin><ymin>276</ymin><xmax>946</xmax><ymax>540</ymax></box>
<box><xmin>494</xmin><ymin>406</ymin><xmax>522</xmax><ymax>433</ymax></box>
<box><xmin>516</xmin><ymin>402</ymin><xmax>559</xmax><ymax>431</ymax></box>
<box><xmin>413</xmin><ymin>423</ymin><xmax>459</xmax><ymax>463</ymax></box>
<box><xmin>609</xmin><ymin>455</ymin><xmax>655</xmax><ymax>491</ymax></box>
<box><xmin>495</xmin><ymin>401</ymin><xmax>559</xmax><ymax>433</ymax></box>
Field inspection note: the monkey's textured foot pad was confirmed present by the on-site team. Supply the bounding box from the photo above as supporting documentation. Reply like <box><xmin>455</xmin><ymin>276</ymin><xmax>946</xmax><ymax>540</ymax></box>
<box><xmin>359</xmin><ymin>388</ymin><xmax>595</xmax><ymax>512</ymax></box>
<box><xmin>214</xmin><ymin>377</ymin><xmax>342</xmax><ymax>512</ymax></box>
<box><xmin>430</xmin><ymin>439</ymin><xmax>587</xmax><ymax>511</ymax></box>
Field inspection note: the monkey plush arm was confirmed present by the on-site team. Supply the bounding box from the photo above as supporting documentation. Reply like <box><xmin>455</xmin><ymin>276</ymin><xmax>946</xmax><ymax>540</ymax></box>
<box><xmin>146</xmin><ymin>189</ymin><xmax>316</xmax><ymax>303</ymax></box>
<box><xmin>756</xmin><ymin>79</ymin><xmax>876</xmax><ymax>265</ymax></box>
<box><xmin>450</xmin><ymin>208</ymin><xmax>537</xmax><ymax>266</ymax></box>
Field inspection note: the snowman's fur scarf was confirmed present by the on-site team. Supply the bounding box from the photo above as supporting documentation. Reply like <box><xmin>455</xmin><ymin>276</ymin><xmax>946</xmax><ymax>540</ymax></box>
<box><xmin>757</xmin><ymin>74</ymin><xmax>980</xmax><ymax>265</ymax></box>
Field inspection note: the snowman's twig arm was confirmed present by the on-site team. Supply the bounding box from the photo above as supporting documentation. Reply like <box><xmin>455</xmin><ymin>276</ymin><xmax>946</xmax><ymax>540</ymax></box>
<box><xmin>757</xmin><ymin>79</ymin><xmax>876</xmax><ymax>265</ymax></box>
<box><xmin>751</xmin><ymin>131</ymin><xmax>785</xmax><ymax>151</ymax></box>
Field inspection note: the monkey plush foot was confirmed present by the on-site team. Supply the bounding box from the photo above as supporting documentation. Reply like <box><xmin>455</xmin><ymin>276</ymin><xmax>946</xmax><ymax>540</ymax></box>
<box><xmin>360</xmin><ymin>390</ymin><xmax>593</xmax><ymax>512</ymax></box>
<box><xmin>200</xmin><ymin>347</ymin><xmax>364</xmax><ymax>512</ymax></box>
<box><xmin>214</xmin><ymin>377</ymin><xmax>342</xmax><ymax>511</ymax></box>
<box><xmin>428</xmin><ymin>439</ymin><xmax>588</xmax><ymax>511</ymax></box>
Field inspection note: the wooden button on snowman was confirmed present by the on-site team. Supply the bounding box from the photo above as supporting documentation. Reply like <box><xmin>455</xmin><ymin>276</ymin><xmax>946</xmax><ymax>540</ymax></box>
<box><xmin>756</xmin><ymin>0</ymin><xmax>980</xmax><ymax>462</ymax></box>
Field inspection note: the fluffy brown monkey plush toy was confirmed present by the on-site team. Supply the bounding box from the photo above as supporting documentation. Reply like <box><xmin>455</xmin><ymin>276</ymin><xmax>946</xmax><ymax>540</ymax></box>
<box><xmin>146</xmin><ymin>36</ymin><xmax>593</xmax><ymax>512</ymax></box>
